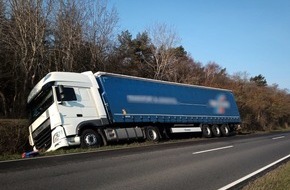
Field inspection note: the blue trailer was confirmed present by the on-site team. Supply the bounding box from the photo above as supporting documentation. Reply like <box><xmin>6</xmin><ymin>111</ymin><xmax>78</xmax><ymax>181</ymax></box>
<box><xmin>97</xmin><ymin>73</ymin><xmax>240</xmax><ymax>123</ymax></box>
<box><xmin>95</xmin><ymin>72</ymin><xmax>240</xmax><ymax>141</ymax></box>
<box><xmin>27</xmin><ymin>71</ymin><xmax>241</xmax><ymax>152</ymax></box>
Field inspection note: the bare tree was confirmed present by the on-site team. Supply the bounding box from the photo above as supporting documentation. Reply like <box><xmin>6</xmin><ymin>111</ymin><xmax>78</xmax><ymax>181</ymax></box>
<box><xmin>49</xmin><ymin>0</ymin><xmax>118</xmax><ymax>72</ymax></box>
<box><xmin>0</xmin><ymin>0</ymin><xmax>119</xmax><ymax>117</ymax></box>
<box><xmin>50</xmin><ymin>0</ymin><xmax>85</xmax><ymax>71</ymax></box>
<box><xmin>203</xmin><ymin>62</ymin><xmax>227</xmax><ymax>87</ymax></box>
<box><xmin>0</xmin><ymin>0</ymin><xmax>7</xmax><ymax>116</ymax></box>
<box><xmin>146</xmin><ymin>23</ymin><xmax>181</xmax><ymax>80</ymax></box>
<box><xmin>84</xmin><ymin>0</ymin><xmax>118</xmax><ymax>71</ymax></box>
<box><xmin>2</xmin><ymin>0</ymin><xmax>52</xmax><ymax>116</ymax></box>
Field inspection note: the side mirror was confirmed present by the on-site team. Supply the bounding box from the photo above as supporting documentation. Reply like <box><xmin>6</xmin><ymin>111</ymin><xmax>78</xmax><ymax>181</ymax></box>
<box><xmin>56</xmin><ymin>85</ymin><xmax>65</xmax><ymax>104</ymax></box>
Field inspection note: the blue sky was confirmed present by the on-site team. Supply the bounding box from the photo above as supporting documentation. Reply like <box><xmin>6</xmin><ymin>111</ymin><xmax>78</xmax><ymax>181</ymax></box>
<box><xmin>109</xmin><ymin>0</ymin><xmax>290</xmax><ymax>90</ymax></box>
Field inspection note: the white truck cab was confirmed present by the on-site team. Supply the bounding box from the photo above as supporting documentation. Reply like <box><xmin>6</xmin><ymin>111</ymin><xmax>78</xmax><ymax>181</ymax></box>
<box><xmin>27</xmin><ymin>71</ymin><xmax>107</xmax><ymax>151</ymax></box>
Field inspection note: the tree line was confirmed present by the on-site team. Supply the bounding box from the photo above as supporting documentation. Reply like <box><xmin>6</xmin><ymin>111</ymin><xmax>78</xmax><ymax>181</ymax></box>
<box><xmin>0</xmin><ymin>0</ymin><xmax>289</xmax><ymax>131</ymax></box>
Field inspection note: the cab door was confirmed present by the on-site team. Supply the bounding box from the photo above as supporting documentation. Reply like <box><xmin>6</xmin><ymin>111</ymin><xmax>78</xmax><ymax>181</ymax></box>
<box><xmin>56</xmin><ymin>86</ymin><xmax>99</xmax><ymax>136</ymax></box>
<box><xmin>56</xmin><ymin>86</ymin><xmax>83</xmax><ymax>136</ymax></box>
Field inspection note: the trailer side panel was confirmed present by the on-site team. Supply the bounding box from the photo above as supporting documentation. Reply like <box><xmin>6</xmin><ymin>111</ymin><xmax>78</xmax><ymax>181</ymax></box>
<box><xmin>96</xmin><ymin>74</ymin><xmax>240</xmax><ymax>125</ymax></box>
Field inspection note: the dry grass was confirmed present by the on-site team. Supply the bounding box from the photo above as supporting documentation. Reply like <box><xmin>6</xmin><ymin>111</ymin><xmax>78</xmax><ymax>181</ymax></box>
<box><xmin>0</xmin><ymin>119</ymin><xmax>30</xmax><ymax>154</ymax></box>
<box><xmin>243</xmin><ymin>161</ymin><xmax>290</xmax><ymax>190</ymax></box>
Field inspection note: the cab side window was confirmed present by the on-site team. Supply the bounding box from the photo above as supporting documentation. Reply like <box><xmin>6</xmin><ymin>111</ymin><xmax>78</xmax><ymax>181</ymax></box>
<box><xmin>62</xmin><ymin>88</ymin><xmax>77</xmax><ymax>101</ymax></box>
<box><xmin>56</xmin><ymin>87</ymin><xmax>77</xmax><ymax>101</ymax></box>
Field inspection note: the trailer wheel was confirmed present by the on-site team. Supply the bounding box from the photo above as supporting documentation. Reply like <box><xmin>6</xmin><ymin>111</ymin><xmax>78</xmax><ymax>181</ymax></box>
<box><xmin>146</xmin><ymin>126</ymin><xmax>160</xmax><ymax>142</ymax></box>
<box><xmin>220</xmin><ymin>124</ymin><xmax>230</xmax><ymax>137</ymax></box>
<box><xmin>211</xmin><ymin>124</ymin><xmax>221</xmax><ymax>137</ymax></box>
<box><xmin>80</xmin><ymin>129</ymin><xmax>102</xmax><ymax>148</ymax></box>
<box><xmin>202</xmin><ymin>124</ymin><xmax>212</xmax><ymax>138</ymax></box>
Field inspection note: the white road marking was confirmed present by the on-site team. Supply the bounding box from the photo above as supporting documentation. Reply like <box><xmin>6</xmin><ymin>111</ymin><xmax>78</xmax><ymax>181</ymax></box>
<box><xmin>218</xmin><ymin>153</ymin><xmax>290</xmax><ymax>190</ymax></box>
<box><xmin>272</xmin><ymin>136</ymin><xmax>285</xmax><ymax>140</ymax></box>
<box><xmin>192</xmin><ymin>145</ymin><xmax>233</xmax><ymax>155</ymax></box>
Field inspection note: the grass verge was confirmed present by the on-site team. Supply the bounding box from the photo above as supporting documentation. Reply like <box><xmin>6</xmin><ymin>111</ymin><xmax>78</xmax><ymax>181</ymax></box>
<box><xmin>0</xmin><ymin>137</ymin><xmax>204</xmax><ymax>161</ymax></box>
<box><xmin>242</xmin><ymin>161</ymin><xmax>290</xmax><ymax>190</ymax></box>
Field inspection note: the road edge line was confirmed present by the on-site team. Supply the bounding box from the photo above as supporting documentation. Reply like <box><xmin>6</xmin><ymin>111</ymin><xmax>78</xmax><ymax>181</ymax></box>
<box><xmin>218</xmin><ymin>153</ymin><xmax>290</xmax><ymax>190</ymax></box>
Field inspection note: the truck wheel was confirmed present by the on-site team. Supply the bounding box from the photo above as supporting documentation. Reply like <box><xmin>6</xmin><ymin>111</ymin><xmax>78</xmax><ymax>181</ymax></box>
<box><xmin>202</xmin><ymin>124</ymin><xmax>212</xmax><ymax>138</ymax></box>
<box><xmin>211</xmin><ymin>124</ymin><xmax>221</xmax><ymax>137</ymax></box>
<box><xmin>81</xmin><ymin>129</ymin><xmax>102</xmax><ymax>148</ymax></box>
<box><xmin>220</xmin><ymin>124</ymin><xmax>230</xmax><ymax>137</ymax></box>
<box><xmin>146</xmin><ymin>126</ymin><xmax>160</xmax><ymax>142</ymax></box>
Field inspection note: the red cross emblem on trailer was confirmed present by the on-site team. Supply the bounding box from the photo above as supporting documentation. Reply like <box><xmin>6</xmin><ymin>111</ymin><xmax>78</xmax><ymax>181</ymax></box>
<box><xmin>209</xmin><ymin>94</ymin><xmax>230</xmax><ymax>114</ymax></box>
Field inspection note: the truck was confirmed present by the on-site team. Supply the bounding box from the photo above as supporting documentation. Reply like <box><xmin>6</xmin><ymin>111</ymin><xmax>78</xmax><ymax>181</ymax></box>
<box><xmin>27</xmin><ymin>71</ymin><xmax>241</xmax><ymax>152</ymax></box>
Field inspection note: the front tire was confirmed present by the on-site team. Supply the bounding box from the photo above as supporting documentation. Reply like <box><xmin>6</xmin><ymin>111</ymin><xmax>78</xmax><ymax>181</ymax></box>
<box><xmin>80</xmin><ymin>129</ymin><xmax>102</xmax><ymax>148</ymax></box>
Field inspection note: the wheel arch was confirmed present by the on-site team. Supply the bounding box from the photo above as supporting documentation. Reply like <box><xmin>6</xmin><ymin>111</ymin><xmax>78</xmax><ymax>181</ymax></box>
<box><xmin>76</xmin><ymin>119</ymin><xmax>104</xmax><ymax>135</ymax></box>
<box><xmin>76</xmin><ymin>119</ymin><xmax>107</xmax><ymax>146</ymax></box>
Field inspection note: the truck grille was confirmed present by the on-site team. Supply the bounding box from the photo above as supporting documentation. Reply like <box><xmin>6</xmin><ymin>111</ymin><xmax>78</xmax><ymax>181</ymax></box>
<box><xmin>32</xmin><ymin>118</ymin><xmax>52</xmax><ymax>151</ymax></box>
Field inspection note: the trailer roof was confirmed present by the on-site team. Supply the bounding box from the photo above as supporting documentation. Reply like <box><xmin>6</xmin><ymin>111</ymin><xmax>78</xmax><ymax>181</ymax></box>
<box><xmin>94</xmin><ymin>71</ymin><xmax>232</xmax><ymax>92</ymax></box>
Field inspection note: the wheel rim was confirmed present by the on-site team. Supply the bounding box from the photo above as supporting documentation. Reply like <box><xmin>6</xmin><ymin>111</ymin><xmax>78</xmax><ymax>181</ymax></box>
<box><xmin>202</xmin><ymin>125</ymin><xmax>212</xmax><ymax>137</ymax></box>
<box><xmin>85</xmin><ymin>134</ymin><xmax>97</xmax><ymax>146</ymax></box>
<box><xmin>214</xmin><ymin>125</ymin><xmax>220</xmax><ymax>135</ymax></box>
<box><xmin>221</xmin><ymin>125</ymin><xmax>230</xmax><ymax>136</ymax></box>
<box><xmin>225</xmin><ymin>127</ymin><xmax>229</xmax><ymax>134</ymax></box>
<box><xmin>148</xmin><ymin>129</ymin><xmax>157</xmax><ymax>140</ymax></box>
<box><xmin>206</xmin><ymin>127</ymin><xmax>211</xmax><ymax>135</ymax></box>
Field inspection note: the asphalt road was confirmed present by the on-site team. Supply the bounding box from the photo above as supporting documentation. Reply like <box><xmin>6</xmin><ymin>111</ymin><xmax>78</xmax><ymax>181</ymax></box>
<box><xmin>1</xmin><ymin>132</ymin><xmax>290</xmax><ymax>190</ymax></box>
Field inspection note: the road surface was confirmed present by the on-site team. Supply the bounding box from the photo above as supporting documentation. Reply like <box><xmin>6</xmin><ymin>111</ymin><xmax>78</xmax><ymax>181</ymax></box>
<box><xmin>1</xmin><ymin>132</ymin><xmax>290</xmax><ymax>190</ymax></box>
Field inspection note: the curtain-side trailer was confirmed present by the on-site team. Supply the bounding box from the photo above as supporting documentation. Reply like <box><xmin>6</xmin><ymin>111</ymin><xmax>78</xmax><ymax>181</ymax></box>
<box><xmin>27</xmin><ymin>71</ymin><xmax>241</xmax><ymax>152</ymax></box>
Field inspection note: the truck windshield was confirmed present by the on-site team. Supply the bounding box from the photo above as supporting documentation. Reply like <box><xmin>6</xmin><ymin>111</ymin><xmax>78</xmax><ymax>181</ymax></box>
<box><xmin>28</xmin><ymin>87</ymin><xmax>54</xmax><ymax>124</ymax></box>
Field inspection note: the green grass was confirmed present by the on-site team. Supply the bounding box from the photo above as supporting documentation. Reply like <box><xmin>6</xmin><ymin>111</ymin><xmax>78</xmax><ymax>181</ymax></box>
<box><xmin>242</xmin><ymin>161</ymin><xmax>290</xmax><ymax>190</ymax></box>
<box><xmin>0</xmin><ymin>137</ymin><xmax>203</xmax><ymax>161</ymax></box>
<box><xmin>0</xmin><ymin>142</ymin><xmax>151</xmax><ymax>161</ymax></box>
<box><xmin>0</xmin><ymin>153</ymin><xmax>24</xmax><ymax>161</ymax></box>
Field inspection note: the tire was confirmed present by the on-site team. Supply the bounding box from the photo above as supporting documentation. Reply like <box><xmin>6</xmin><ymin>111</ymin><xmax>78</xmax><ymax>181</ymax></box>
<box><xmin>211</xmin><ymin>124</ymin><xmax>221</xmax><ymax>137</ymax></box>
<box><xmin>202</xmin><ymin>124</ymin><xmax>212</xmax><ymax>138</ymax></box>
<box><xmin>220</xmin><ymin>124</ymin><xmax>230</xmax><ymax>137</ymax></box>
<box><xmin>80</xmin><ymin>129</ymin><xmax>102</xmax><ymax>148</ymax></box>
<box><xmin>146</xmin><ymin>126</ymin><xmax>160</xmax><ymax>142</ymax></box>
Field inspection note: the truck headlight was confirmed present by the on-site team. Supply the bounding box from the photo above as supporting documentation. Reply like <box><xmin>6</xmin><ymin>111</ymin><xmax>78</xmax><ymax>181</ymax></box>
<box><xmin>53</xmin><ymin>127</ymin><xmax>65</xmax><ymax>143</ymax></box>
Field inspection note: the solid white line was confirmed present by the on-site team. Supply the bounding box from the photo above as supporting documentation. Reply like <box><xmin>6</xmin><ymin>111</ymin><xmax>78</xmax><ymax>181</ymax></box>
<box><xmin>272</xmin><ymin>136</ymin><xmax>285</xmax><ymax>140</ymax></box>
<box><xmin>192</xmin><ymin>145</ymin><xmax>233</xmax><ymax>155</ymax></box>
<box><xmin>218</xmin><ymin>153</ymin><xmax>290</xmax><ymax>190</ymax></box>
